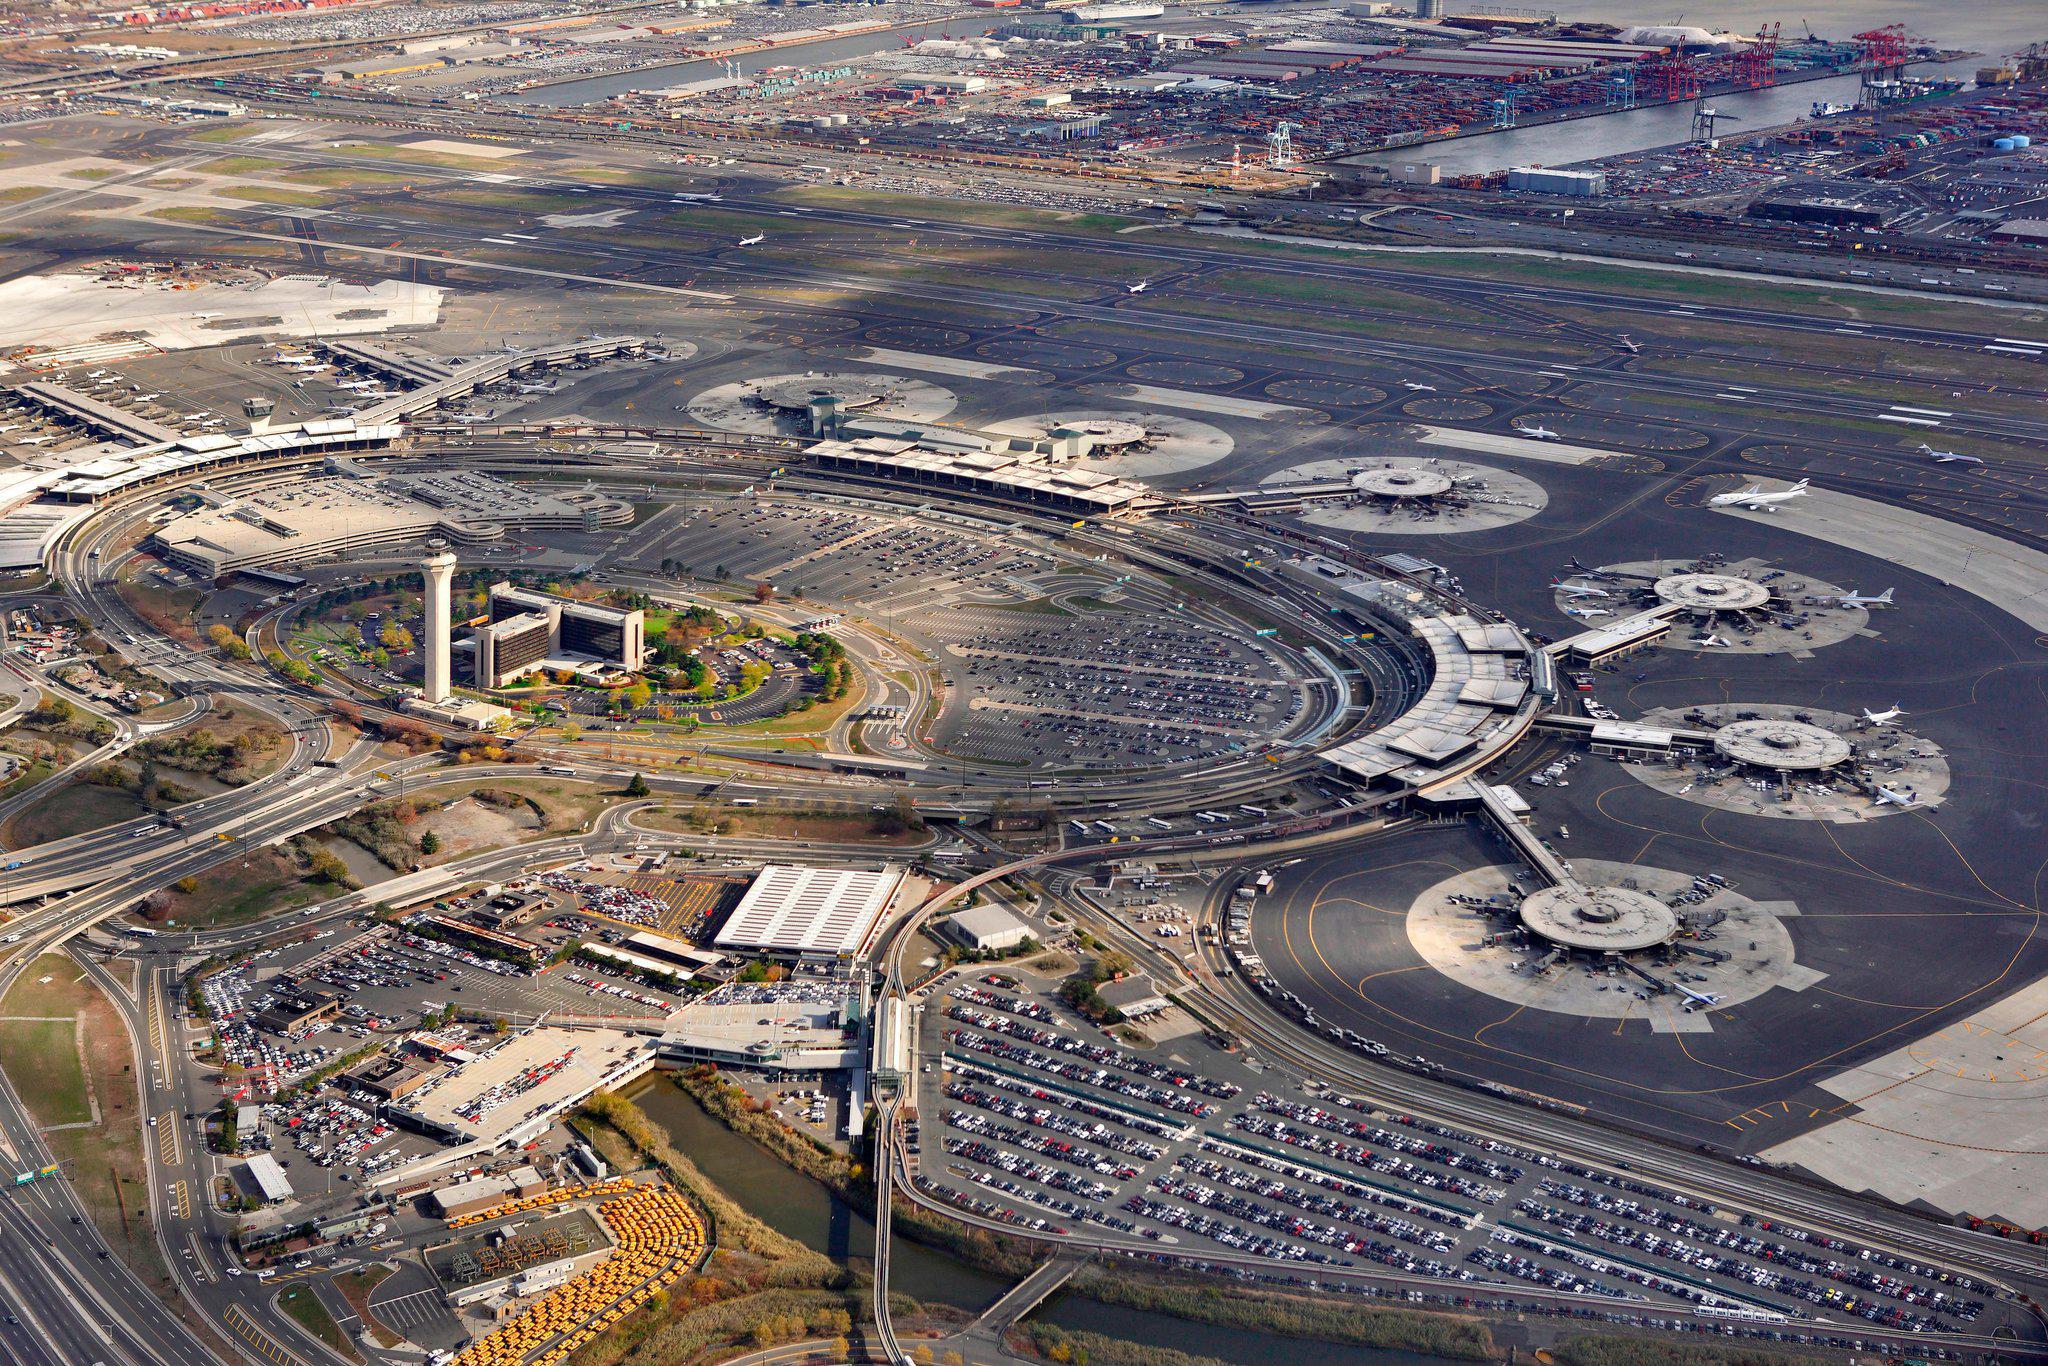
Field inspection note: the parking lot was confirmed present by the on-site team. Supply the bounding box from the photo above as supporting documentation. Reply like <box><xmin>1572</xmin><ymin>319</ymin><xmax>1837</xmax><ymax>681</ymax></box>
<box><xmin>911</xmin><ymin>974</ymin><xmax>1999</xmax><ymax>1341</ymax></box>
<box><xmin>914</xmin><ymin>604</ymin><xmax>1299</xmax><ymax>771</ymax></box>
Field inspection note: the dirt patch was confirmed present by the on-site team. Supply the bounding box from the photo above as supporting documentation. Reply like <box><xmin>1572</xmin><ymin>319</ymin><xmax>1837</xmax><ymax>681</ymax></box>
<box><xmin>415</xmin><ymin>793</ymin><xmax>542</xmax><ymax>862</ymax></box>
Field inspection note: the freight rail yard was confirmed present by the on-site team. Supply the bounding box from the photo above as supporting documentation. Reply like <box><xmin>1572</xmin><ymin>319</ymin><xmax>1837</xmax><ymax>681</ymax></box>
<box><xmin>0</xmin><ymin>0</ymin><xmax>2045</xmax><ymax>1364</ymax></box>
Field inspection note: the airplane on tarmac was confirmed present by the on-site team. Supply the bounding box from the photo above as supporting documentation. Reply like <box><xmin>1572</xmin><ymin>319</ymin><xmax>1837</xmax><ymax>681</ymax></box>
<box><xmin>1127</xmin><ymin>280</ymin><xmax>1150</xmax><ymax>293</ymax></box>
<box><xmin>1874</xmin><ymin>785</ymin><xmax>1919</xmax><ymax>808</ymax></box>
<box><xmin>1708</xmin><ymin>478</ymin><xmax>1809</xmax><ymax>510</ymax></box>
<box><xmin>1556</xmin><ymin>584</ymin><xmax>1611</xmax><ymax>600</ymax></box>
<box><xmin>1618</xmin><ymin>334</ymin><xmax>1640</xmax><ymax>353</ymax></box>
<box><xmin>1403</xmin><ymin>381</ymin><xmax>1436</xmax><ymax>391</ymax></box>
<box><xmin>737</xmin><ymin>234</ymin><xmax>765</xmax><ymax>247</ymax></box>
<box><xmin>1517</xmin><ymin>423</ymin><xmax>1560</xmax><ymax>441</ymax></box>
<box><xmin>134</xmin><ymin>393</ymin><xmax>160</xmax><ymax>402</ymax></box>
<box><xmin>1918</xmin><ymin>443</ymin><xmax>1983</xmax><ymax>465</ymax></box>
<box><xmin>1564</xmin><ymin>556</ymin><xmax>1617</xmax><ymax>579</ymax></box>
<box><xmin>514</xmin><ymin>382</ymin><xmax>560</xmax><ymax>395</ymax></box>
<box><xmin>1564</xmin><ymin>606</ymin><xmax>1613</xmax><ymax>619</ymax></box>
<box><xmin>1860</xmin><ymin>703</ymin><xmax>1907</xmax><ymax>726</ymax></box>
<box><xmin>15</xmin><ymin>436</ymin><xmax>52</xmax><ymax>446</ymax></box>
<box><xmin>1675</xmin><ymin>982</ymin><xmax>1723</xmax><ymax>1008</ymax></box>
<box><xmin>1833</xmin><ymin>587</ymin><xmax>1894</xmax><ymax>608</ymax></box>
<box><xmin>269</xmin><ymin>352</ymin><xmax>316</xmax><ymax>365</ymax></box>
<box><xmin>1697</xmin><ymin>633</ymin><xmax>1732</xmax><ymax>648</ymax></box>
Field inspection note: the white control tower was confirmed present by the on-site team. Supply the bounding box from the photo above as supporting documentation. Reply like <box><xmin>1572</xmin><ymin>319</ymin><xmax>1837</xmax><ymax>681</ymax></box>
<box><xmin>421</xmin><ymin>552</ymin><xmax>457</xmax><ymax>703</ymax></box>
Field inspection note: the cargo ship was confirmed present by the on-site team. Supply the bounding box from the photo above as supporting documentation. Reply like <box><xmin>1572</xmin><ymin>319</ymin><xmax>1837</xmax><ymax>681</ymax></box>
<box><xmin>1811</xmin><ymin>75</ymin><xmax>1964</xmax><ymax>119</ymax></box>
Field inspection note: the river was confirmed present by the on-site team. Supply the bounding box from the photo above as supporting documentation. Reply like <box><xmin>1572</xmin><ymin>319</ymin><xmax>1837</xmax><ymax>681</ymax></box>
<box><xmin>1343</xmin><ymin>0</ymin><xmax>2047</xmax><ymax>174</ymax></box>
<box><xmin>628</xmin><ymin>1076</ymin><xmax>1470</xmax><ymax>1364</ymax></box>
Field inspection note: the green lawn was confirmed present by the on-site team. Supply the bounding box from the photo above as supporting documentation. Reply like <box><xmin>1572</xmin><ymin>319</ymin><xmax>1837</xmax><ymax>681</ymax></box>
<box><xmin>0</xmin><ymin>955</ymin><xmax>96</xmax><ymax>1128</ymax></box>
<box><xmin>277</xmin><ymin>1285</ymin><xmax>355</xmax><ymax>1360</ymax></box>
<box><xmin>2</xmin><ymin>782</ymin><xmax>147</xmax><ymax>848</ymax></box>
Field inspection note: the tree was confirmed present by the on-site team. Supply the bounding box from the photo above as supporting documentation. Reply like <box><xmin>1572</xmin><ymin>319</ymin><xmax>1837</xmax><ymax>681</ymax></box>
<box><xmin>752</xmin><ymin>581</ymin><xmax>775</xmax><ymax>604</ymax></box>
<box><xmin>418</xmin><ymin>831</ymin><xmax>441</xmax><ymax>856</ymax></box>
<box><xmin>379</xmin><ymin>620</ymin><xmax>414</xmax><ymax>652</ymax></box>
<box><xmin>623</xmin><ymin>680</ymin><xmax>653</xmax><ymax>711</ymax></box>
<box><xmin>624</xmin><ymin>772</ymin><xmax>650</xmax><ymax>798</ymax></box>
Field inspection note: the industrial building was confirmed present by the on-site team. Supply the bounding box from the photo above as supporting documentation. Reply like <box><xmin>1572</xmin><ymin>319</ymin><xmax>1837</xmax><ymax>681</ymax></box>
<box><xmin>943</xmin><ymin>903</ymin><xmax>1035</xmax><ymax>953</ymax></box>
<box><xmin>713</xmin><ymin>864</ymin><xmax>905</xmax><ymax>960</ymax></box>
<box><xmin>427</xmin><ymin>1165</ymin><xmax>548</xmax><ymax>1219</ymax></box>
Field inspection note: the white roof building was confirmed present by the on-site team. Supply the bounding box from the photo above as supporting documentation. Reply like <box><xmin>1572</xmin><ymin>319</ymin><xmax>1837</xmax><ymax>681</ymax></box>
<box><xmin>715</xmin><ymin>864</ymin><xmax>904</xmax><ymax>958</ymax></box>
<box><xmin>240</xmin><ymin>1154</ymin><xmax>294</xmax><ymax>1204</ymax></box>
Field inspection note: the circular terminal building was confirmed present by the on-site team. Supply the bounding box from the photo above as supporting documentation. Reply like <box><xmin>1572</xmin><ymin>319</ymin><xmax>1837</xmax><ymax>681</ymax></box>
<box><xmin>754</xmin><ymin>374</ymin><xmax>900</xmax><ymax>412</ymax></box>
<box><xmin>1352</xmin><ymin>467</ymin><xmax>1455</xmax><ymax>501</ymax></box>
<box><xmin>1654</xmin><ymin>572</ymin><xmax>1772</xmax><ymax>614</ymax></box>
<box><xmin>1052</xmin><ymin>417</ymin><xmax>1149</xmax><ymax>451</ymax></box>
<box><xmin>1519</xmin><ymin>882</ymin><xmax>1680</xmax><ymax>954</ymax></box>
<box><xmin>1713</xmin><ymin>718</ymin><xmax>1853</xmax><ymax>773</ymax></box>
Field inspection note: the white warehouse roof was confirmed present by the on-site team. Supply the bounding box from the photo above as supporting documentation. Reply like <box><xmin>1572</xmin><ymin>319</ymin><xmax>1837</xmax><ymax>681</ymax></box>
<box><xmin>716</xmin><ymin>864</ymin><xmax>904</xmax><ymax>957</ymax></box>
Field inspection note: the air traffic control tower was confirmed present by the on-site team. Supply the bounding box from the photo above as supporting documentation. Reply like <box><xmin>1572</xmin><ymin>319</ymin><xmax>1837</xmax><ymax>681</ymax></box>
<box><xmin>422</xmin><ymin>552</ymin><xmax>457</xmax><ymax>703</ymax></box>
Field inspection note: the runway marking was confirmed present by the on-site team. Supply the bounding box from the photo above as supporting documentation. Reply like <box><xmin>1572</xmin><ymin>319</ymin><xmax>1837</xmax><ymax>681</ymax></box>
<box><xmin>225</xmin><ymin>1305</ymin><xmax>304</xmax><ymax>1366</ymax></box>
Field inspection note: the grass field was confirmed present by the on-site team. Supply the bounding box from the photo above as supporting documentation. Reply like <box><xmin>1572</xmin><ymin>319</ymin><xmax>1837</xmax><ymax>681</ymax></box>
<box><xmin>224</xmin><ymin>186</ymin><xmax>332</xmax><ymax>208</ymax></box>
<box><xmin>0</xmin><ymin>953</ymin><xmax>160</xmax><ymax>1287</ymax></box>
<box><xmin>335</xmin><ymin>1266</ymin><xmax>399</xmax><ymax>1348</ymax></box>
<box><xmin>149</xmin><ymin>845</ymin><xmax>321</xmax><ymax>931</ymax></box>
<box><xmin>1</xmin><ymin>780</ymin><xmax>147</xmax><ymax>848</ymax></box>
<box><xmin>277</xmin><ymin>1284</ymin><xmax>357</xmax><ymax>1361</ymax></box>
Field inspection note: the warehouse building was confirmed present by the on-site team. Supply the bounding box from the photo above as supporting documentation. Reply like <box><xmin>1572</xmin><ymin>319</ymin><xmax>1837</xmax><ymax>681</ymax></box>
<box><xmin>714</xmin><ymin>864</ymin><xmax>905</xmax><ymax>960</ymax></box>
<box><xmin>427</xmin><ymin>1165</ymin><xmax>547</xmax><ymax>1220</ymax></box>
<box><xmin>943</xmin><ymin>903</ymin><xmax>1035</xmax><ymax>953</ymax></box>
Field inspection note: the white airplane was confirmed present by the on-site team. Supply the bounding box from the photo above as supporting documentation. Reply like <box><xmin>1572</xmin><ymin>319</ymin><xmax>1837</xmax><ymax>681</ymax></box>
<box><xmin>269</xmin><ymin>352</ymin><xmax>316</xmax><ymax>365</ymax></box>
<box><xmin>1402</xmin><ymin>381</ymin><xmax>1436</xmax><ymax>392</ymax></box>
<box><xmin>0</xmin><ymin>425</ymin><xmax>16</xmax><ymax>434</ymax></box>
<box><xmin>1698</xmin><ymin>633</ymin><xmax>1732</xmax><ymax>648</ymax></box>
<box><xmin>1127</xmin><ymin>280</ymin><xmax>1150</xmax><ymax>293</ymax></box>
<box><xmin>15</xmin><ymin>436</ymin><xmax>52</xmax><ymax>446</ymax></box>
<box><xmin>1873</xmin><ymin>785</ymin><xmax>1918</xmax><ymax>808</ymax></box>
<box><xmin>337</xmin><ymin>380</ymin><xmax>381</xmax><ymax>391</ymax></box>
<box><xmin>193</xmin><ymin>311</ymin><xmax>222</xmax><ymax>320</ymax></box>
<box><xmin>1565</xmin><ymin>606</ymin><xmax>1612</xmax><ymax>619</ymax></box>
<box><xmin>513</xmin><ymin>382</ymin><xmax>561</xmax><ymax>395</ymax></box>
<box><xmin>737</xmin><ymin>233</ymin><xmax>765</xmax><ymax>247</ymax></box>
<box><xmin>1517</xmin><ymin>423</ymin><xmax>1560</xmax><ymax>441</ymax></box>
<box><xmin>1860</xmin><ymin>703</ymin><xmax>1906</xmax><ymax>726</ymax></box>
<box><xmin>1833</xmin><ymin>587</ymin><xmax>1894</xmax><ymax>608</ymax></box>
<box><xmin>290</xmin><ymin>363</ymin><xmax>331</xmax><ymax>373</ymax></box>
<box><xmin>1618</xmin><ymin>334</ymin><xmax>1640</xmax><ymax>353</ymax></box>
<box><xmin>1709</xmin><ymin>478</ymin><xmax>1809</xmax><ymax>510</ymax></box>
<box><xmin>1918</xmin><ymin>443</ymin><xmax>1982</xmax><ymax>465</ymax></box>
<box><xmin>134</xmin><ymin>392</ymin><xmax>160</xmax><ymax>402</ymax></box>
<box><xmin>1556</xmin><ymin>584</ymin><xmax>1610</xmax><ymax>600</ymax></box>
